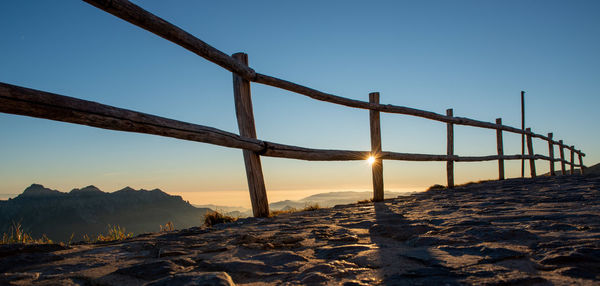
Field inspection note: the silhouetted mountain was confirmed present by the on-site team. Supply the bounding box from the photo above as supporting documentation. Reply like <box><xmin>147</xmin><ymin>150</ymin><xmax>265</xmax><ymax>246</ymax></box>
<box><xmin>19</xmin><ymin>184</ymin><xmax>64</xmax><ymax>198</ymax></box>
<box><xmin>542</xmin><ymin>162</ymin><xmax>599</xmax><ymax>176</ymax></box>
<box><xmin>585</xmin><ymin>162</ymin><xmax>600</xmax><ymax>176</ymax></box>
<box><xmin>0</xmin><ymin>184</ymin><xmax>211</xmax><ymax>242</ymax></box>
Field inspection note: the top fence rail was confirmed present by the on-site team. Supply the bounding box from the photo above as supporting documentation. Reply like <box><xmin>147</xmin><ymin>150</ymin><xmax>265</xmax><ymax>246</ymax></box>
<box><xmin>80</xmin><ymin>0</ymin><xmax>583</xmax><ymax>149</ymax></box>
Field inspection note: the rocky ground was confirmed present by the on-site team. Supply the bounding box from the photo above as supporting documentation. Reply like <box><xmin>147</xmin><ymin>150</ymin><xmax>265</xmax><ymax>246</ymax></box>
<box><xmin>1</xmin><ymin>175</ymin><xmax>599</xmax><ymax>285</ymax></box>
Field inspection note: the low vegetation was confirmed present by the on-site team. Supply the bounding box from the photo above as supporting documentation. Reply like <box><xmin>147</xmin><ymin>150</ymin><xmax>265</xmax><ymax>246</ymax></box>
<box><xmin>93</xmin><ymin>224</ymin><xmax>133</xmax><ymax>242</ymax></box>
<box><xmin>269</xmin><ymin>208</ymin><xmax>297</xmax><ymax>217</ymax></box>
<box><xmin>204</xmin><ymin>211</ymin><xmax>237</xmax><ymax>227</ymax></box>
<box><xmin>1</xmin><ymin>222</ymin><xmax>53</xmax><ymax>244</ymax></box>
<box><xmin>269</xmin><ymin>203</ymin><xmax>321</xmax><ymax>217</ymax></box>
<box><xmin>302</xmin><ymin>203</ymin><xmax>321</xmax><ymax>211</ymax></box>
<box><xmin>427</xmin><ymin>184</ymin><xmax>446</xmax><ymax>191</ymax></box>
<box><xmin>0</xmin><ymin>221</ymin><xmax>136</xmax><ymax>245</ymax></box>
<box><xmin>160</xmin><ymin>221</ymin><xmax>175</xmax><ymax>232</ymax></box>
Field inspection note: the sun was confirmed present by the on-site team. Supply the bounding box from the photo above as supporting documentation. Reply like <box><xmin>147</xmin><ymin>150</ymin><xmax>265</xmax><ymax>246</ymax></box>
<box><xmin>367</xmin><ymin>156</ymin><xmax>376</xmax><ymax>165</ymax></box>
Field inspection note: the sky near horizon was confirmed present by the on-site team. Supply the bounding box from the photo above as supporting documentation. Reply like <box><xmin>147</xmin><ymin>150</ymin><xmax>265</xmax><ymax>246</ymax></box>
<box><xmin>1</xmin><ymin>1</ymin><xmax>599</xmax><ymax>207</ymax></box>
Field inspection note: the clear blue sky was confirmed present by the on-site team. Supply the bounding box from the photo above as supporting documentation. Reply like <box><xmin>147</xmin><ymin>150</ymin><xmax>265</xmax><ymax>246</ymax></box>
<box><xmin>1</xmin><ymin>1</ymin><xmax>598</xmax><ymax>206</ymax></box>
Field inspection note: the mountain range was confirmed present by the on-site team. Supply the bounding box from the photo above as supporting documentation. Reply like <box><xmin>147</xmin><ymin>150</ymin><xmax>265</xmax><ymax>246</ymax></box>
<box><xmin>1</xmin><ymin>184</ymin><xmax>415</xmax><ymax>242</ymax></box>
<box><xmin>0</xmin><ymin>184</ymin><xmax>210</xmax><ymax>242</ymax></box>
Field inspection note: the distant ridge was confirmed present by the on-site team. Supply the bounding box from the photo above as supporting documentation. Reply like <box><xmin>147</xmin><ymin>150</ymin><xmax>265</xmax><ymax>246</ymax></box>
<box><xmin>0</xmin><ymin>184</ymin><xmax>211</xmax><ymax>242</ymax></box>
<box><xmin>19</xmin><ymin>184</ymin><xmax>63</xmax><ymax>197</ymax></box>
<box><xmin>193</xmin><ymin>190</ymin><xmax>417</xmax><ymax>218</ymax></box>
<box><xmin>268</xmin><ymin>190</ymin><xmax>413</xmax><ymax>211</ymax></box>
<box><xmin>542</xmin><ymin>162</ymin><xmax>600</xmax><ymax>176</ymax></box>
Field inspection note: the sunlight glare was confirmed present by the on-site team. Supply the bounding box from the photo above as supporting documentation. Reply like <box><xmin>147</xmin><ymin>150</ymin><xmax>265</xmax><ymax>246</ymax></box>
<box><xmin>367</xmin><ymin>156</ymin><xmax>376</xmax><ymax>165</ymax></box>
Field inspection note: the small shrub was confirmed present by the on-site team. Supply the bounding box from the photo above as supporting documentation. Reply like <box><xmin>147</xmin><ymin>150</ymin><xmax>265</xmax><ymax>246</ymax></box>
<box><xmin>204</xmin><ymin>211</ymin><xmax>237</xmax><ymax>227</ymax></box>
<box><xmin>96</xmin><ymin>224</ymin><xmax>133</xmax><ymax>242</ymax></box>
<box><xmin>357</xmin><ymin>199</ymin><xmax>372</xmax><ymax>204</ymax></box>
<box><xmin>160</xmin><ymin>221</ymin><xmax>175</xmax><ymax>232</ymax></box>
<box><xmin>269</xmin><ymin>208</ymin><xmax>298</xmax><ymax>217</ymax></box>
<box><xmin>302</xmin><ymin>203</ymin><xmax>320</xmax><ymax>211</ymax></box>
<box><xmin>427</xmin><ymin>184</ymin><xmax>446</xmax><ymax>191</ymax></box>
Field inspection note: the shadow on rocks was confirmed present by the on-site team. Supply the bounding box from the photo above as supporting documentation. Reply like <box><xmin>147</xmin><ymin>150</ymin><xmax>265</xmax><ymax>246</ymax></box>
<box><xmin>370</xmin><ymin>201</ymin><xmax>464</xmax><ymax>285</ymax></box>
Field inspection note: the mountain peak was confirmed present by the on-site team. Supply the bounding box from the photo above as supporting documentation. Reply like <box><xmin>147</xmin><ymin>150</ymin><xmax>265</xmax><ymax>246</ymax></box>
<box><xmin>20</xmin><ymin>184</ymin><xmax>63</xmax><ymax>197</ymax></box>
<box><xmin>70</xmin><ymin>185</ymin><xmax>104</xmax><ymax>195</ymax></box>
<box><xmin>116</xmin><ymin>186</ymin><xmax>136</xmax><ymax>193</ymax></box>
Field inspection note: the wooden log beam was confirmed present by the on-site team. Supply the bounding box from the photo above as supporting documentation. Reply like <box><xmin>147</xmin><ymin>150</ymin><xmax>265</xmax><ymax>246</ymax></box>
<box><xmin>0</xmin><ymin>82</ymin><xmax>266</xmax><ymax>152</ymax></box>
<box><xmin>579</xmin><ymin>153</ymin><xmax>585</xmax><ymax>175</ymax></box>
<box><xmin>82</xmin><ymin>0</ymin><xmax>256</xmax><ymax>80</ymax></box>
<box><xmin>559</xmin><ymin>140</ymin><xmax>566</xmax><ymax>175</ymax></box>
<box><xmin>446</xmin><ymin>109</ymin><xmax>454</xmax><ymax>188</ymax></box>
<box><xmin>496</xmin><ymin>118</ymin><xmax>504</xmax><ymax>180</ymax></box>
<box><xmin>570</xmin><ymin>146</ymin><xmax>575</xmax><ymax>175</ymax></box>
<box><xmin>369</xmin><ymin>92</ymin><xmax>384</xmax><ymax>202</ymax></box>
<box><xmin>232</xmin><ymin>53</ymin><xmax>269</xmax><ymax>217</ymax></box>
<box><xmin>80</xmin><ymin>0</ymin><xmax>585</xmax><ymax>154</ymax></box>
<box><xmin>521</xmin><ymin>91</ymin><xmax>525</xmax><ymax>178</ymax></box>
<box><xmin>526</xmin><ymin>128</ymin><xmax>536</xmax><ymax>178</ymax></box>
<box><xmin>255</xmin><ymin>73</ymin><xmax>534</xmax><ymax>135</ymax></box>
<box><xmin>1</xmin><ymin>82</ymin><xmax>569</xmax><ymax>167</ymax></box>
<box><xmin>547</xmin><ymin>133</ymin><xmax>555</xmax><ymax>176</ymax></box>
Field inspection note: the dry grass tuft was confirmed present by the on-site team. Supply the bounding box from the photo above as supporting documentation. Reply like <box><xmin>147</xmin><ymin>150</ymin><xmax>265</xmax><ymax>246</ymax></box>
<box><xmin>95</xmin><ymin>224</ymin><xmax>133</xmax><ymax>242</ymax></box>
<box><xmin>302</xmin><ymin>203</ymin><xmax>321</xmax><ymax>211</ymax></box>
<box><xmin>160</xmin><ymin>221</ymin><xmax>175</xmax><ymax>232</ymax></box>
<box><xmin>427</xmin><ymin>184</ymin><xmax>446</xmax><ymax>191</ymax></box>
<box><xmin>204</xmin><ymin>211</ymin><xmax>237</xmax><ymax>227</ymax></box>
<box><xmin>357</xmin><ymin>199</ymin><xmax>372</xmax><ymax>204</ymax></box>
<box><xmin>269</xmin><ymin>208</ymin><xmax>298</xmax><ymax>217</ymax></box>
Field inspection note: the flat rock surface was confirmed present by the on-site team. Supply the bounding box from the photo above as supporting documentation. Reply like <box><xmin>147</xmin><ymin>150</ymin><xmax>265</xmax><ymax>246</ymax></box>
<box><xmin>1</xmin><ymin>175</ymin><xmax>599</xmax><ymax>285</ymax></box>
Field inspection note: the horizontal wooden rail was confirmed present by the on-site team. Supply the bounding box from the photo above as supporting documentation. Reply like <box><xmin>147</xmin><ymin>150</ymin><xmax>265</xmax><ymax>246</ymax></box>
<box><xmin>0</xmin><ymin>82</ymin><xmax>265</xmax><ymax>151</ymax></box>
<box><xmin>1</xmin><ymin>82</ymin><xmax>585</xmax><ymax>166</ymax></box>
<box><xmin>79</xmin><ymin>0</ymin><xmax>584</xmax><ymax>158</ymax></box>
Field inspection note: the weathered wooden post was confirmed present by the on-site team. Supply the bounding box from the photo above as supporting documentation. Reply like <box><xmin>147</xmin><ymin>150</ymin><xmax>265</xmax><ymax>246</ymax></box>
<box><xmin>232</xmin><ymin>53</ymin><xmax>269</xmax><ymax>217</ymax></box>
<box><xmin>525</xmin><ymin>128</ymin><xmax>536</xmax><ymax>178</ymax></box>
<box><xmin>547</xmin><ymin>133</ymin><xmax>555</xmax><ymax>176</ymax></box>
<box><xmin>496</xmin><ymin>118</ymin><xmax>504</xmax><ymax>180</ymax></box>
<box><xmin>570</xmin><ymin>146</ymin><xmax>575</xmax><ymax>175</ymax></box>
<box><xmin>521</xmin><ymin>91</ymin><xmax>526</xmax><ymax>178</ymax></box>
<box><xmin>369</xmin><ymin>92</ymin><xmax>384</xmax><ymax>202</ymax></box>
<box><xmin>559</xmin><ymin>140</ymin><xmax>566</xmax><ymax>175</ymax></box>
<box><xmin>578</xmin><ymin>152</ymin><xmax>585</xmax><ymax>175</ymax></box>
<box><xmin>446</xmin><ymin>109</ymin><xmax>454</xmax><ymax>188</ymax></box>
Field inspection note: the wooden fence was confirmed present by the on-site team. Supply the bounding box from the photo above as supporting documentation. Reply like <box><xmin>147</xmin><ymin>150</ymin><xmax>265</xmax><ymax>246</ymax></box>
<box><xmin>0</xmin><ymin>0</ymin><xmax>586</xmax><ymax>217</ymax></box>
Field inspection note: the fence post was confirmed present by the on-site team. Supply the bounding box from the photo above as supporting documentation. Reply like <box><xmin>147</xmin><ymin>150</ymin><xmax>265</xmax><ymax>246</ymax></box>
<box><xmin>558</xmin><ymin>140</ymin><xmax>566</xmax><ymax>175</ymax></box>
<box><xmin>232</xmin><ymin>52</ymin><xmax>269</xmax><ymax>217</ymax></box>
<box><xmin>547</xmin><ymin>133</ymin><xmax>555</xmax><ymax>176</ymax></box>
<box><xmin>446</xmin><ymin>109</ymin><xmax>454</xmax><ymax>188</ymax></box>
<box><xmin>525</xmin><ymin>128</ymin><xmax>536</xmax><ymax>178</ymax></box>
<box><xmin>521</xmin><ymin>91</ymin><xmax>525</xmax><ymax>178</ymax></box>
<box><xmin>578</xmin><ymin>152</ymin><xmax>585</xmax><ymax>175</ymax></box>
<box><xmin>570</xmin><ymin>146</ymin><xmax>575</xmax><ymax>175</ymax></box>
<box><xmin>495</xmin><ymin>118</ymin><xmax>504</xmax><ymax>180</ymax></box>
<box><xmin>369</xmin><ymin>92</ymin><xmax>384</xmax><ymax>202</ymax></box>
